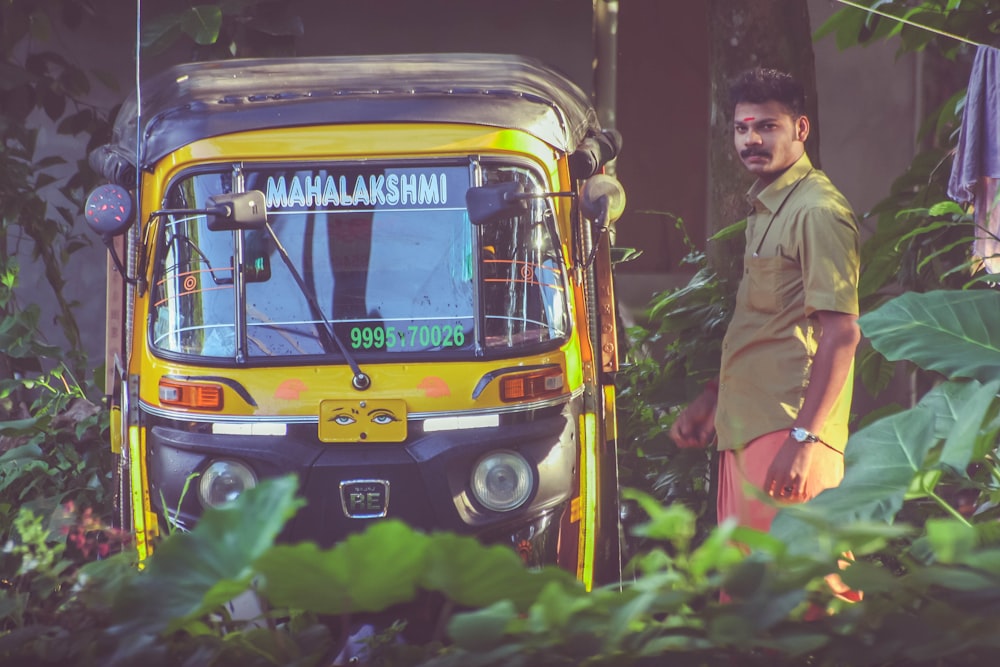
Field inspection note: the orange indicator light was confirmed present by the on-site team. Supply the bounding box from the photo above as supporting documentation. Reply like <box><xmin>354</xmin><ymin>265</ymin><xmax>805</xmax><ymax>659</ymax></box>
<box><xmin>158</xmin><ymin>378</ymin><xmax>223</xmax><ymax>410</ymax></box>
<box><xmin>499</xmin><ymin>368</ymin><xmax>564</xmax><ymax>402</ymax></box>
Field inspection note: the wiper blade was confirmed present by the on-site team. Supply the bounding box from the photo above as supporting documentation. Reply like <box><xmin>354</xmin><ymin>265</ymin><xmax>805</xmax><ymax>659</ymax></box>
<box><xmin>262</xmin><ymin>222</ymin><xmax>371</xmax><ymax>391</ymax></box>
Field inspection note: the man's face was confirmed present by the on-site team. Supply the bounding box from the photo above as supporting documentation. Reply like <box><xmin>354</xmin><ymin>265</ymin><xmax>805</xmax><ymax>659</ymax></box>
<box><xmin>733</xmin><ymin>100</ymin><xmax>809</xmax><ymax>185</ymax></box>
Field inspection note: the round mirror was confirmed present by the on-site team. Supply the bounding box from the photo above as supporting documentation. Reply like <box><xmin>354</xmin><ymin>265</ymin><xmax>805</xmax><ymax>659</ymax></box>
<box><xmin>579</xmin><ymin>174</ymin><xmax>626</xmax><ymax>224</ymax></box>
<box><xmin>84</xmin><ymin>184</ymin><xmax>135</xmax><ymax>236</ymax></box>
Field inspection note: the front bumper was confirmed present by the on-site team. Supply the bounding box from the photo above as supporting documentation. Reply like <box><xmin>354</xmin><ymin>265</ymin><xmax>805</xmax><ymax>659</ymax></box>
<box><xmin>144</xmin><ymin>399</ymin><xmax>580</xmax><ymax>564</ymax></box>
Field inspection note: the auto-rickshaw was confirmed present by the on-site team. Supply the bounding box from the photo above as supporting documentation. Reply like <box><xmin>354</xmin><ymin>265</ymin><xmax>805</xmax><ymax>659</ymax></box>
<box><xmin>85</xmin><ymin>53</ymin><xmax>626</xmax><ymax>588</ymax></box>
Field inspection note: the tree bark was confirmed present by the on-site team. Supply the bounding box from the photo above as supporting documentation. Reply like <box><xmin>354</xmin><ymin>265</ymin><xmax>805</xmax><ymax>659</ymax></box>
<box><xmin>706</xmin><ymin>0</ymin><xmax>820</xmax><ymax>283</ymax></box>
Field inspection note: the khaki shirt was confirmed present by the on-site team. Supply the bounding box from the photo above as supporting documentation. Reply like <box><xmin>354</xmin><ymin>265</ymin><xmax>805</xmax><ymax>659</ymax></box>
<box><xmin>716</xmin><ymin>154</ymin><xmax>860</xmax><ymax>452</ymax></box>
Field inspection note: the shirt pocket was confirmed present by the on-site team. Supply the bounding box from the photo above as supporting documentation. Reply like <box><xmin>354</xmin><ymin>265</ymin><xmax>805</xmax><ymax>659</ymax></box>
<box><xmin>745</xmin><ymin>254</ymin><xmax>797</xmax><ymax>314</ymax></box>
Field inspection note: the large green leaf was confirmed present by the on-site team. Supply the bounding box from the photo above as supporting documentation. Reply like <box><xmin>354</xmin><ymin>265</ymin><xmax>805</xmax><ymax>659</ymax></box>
<box><xmin>936</xmin><ymin>380</ymin><xmax>1000</xmax><ymax>474</ymax></box>
<box><xmin>771</xmin><ymin>401</ymin><xmax>937</xmax><ymax>554</ymax></box>
<box><xmin>419</xmin><ymin>532</ymin><xmax>577</xmax><ymax>611</ymax></box>
<box><xmin>859</xmin><ymin>290</ymin><xmax>1000</xmax><ymax>382</ymax></box>
<box><xmin>771</xmin><ymin>375</ymin><xmax>999</xmax><ymax>557</ymax></box>
<box><xmin>110</xmin><ymin>475</ymin><xmax>301</xmax><ymax>637</ymax></box>
<box><xmin>256</xmin><ymin>520</ymin><xmax>430</xmax><ymax>614</ymax></box>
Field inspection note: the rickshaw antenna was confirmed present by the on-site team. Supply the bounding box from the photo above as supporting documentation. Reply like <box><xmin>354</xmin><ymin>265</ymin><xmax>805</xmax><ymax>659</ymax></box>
<box><xmin>135</xmin><ymin>0</ymin><xmax>142</xmax><ymax>172</ymax></box>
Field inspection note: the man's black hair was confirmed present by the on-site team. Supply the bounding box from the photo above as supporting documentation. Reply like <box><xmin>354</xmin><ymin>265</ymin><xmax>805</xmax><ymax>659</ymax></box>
<box><xmin>729</xmin><ymin>68</ymin><xmax>805</xmax><ymax>117</ymax></box>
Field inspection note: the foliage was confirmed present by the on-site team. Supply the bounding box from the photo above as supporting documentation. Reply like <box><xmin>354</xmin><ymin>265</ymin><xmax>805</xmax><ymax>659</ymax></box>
<box><xmin>815</xmin><ymin>0</ymin><xmax>997</xmax><ymax>400</ymax></box>
<box><xmin>5</xmin><ymin>2</ymin><xmax>1000</xmax><ymax>665</ymax></box>
<box><xmin>140</xmin><ymin>0</ymin><xmax>305</xmax><ymax>59</ymax></box>
<box><xmin>1</xmin><ymin>0</ymin><xmax>121</xmax><ymax>383</ymax></box>
<box><xmin>12</xmin><ymin>287</ymin><xmax>1000</xmax><ymax>666</ymax></box>
<box><xmin>615</xmin><ymin>224</ymin><xmax>734</xmax><ymax>551</ymax></box>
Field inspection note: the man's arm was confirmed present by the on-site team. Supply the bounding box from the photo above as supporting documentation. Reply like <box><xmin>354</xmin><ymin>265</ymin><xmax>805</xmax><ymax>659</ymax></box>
<box><xmin>669</xmin><ymin>381</ymin><xmax>718</xmax><ymax>449</ymax></box>
<box><xmin>763</xmin><ymin>310</ymin><xmax>860</xmax><ymax>497</ymax></box>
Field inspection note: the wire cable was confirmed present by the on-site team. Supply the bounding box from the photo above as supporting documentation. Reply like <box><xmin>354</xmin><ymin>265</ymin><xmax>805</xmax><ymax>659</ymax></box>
<box><xmin>834</xmin><ymin>0</ymin><xmax>981</xmax><ymax>48</ymax></box>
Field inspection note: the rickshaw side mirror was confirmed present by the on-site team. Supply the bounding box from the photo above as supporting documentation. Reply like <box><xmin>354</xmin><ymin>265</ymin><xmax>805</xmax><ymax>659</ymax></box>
<box><xmin>465</xmin><ymin>182</ymin><xmax>529</xmax><ymax>225</ymax></box>
<box><xmin>579</xmin><ymin>174</ymin><xmax>626</xmax><ymax>226</ymax></box>
<box><xmin>85</xmin><ymin>184</ymin><xmax>135</xmax><ymax>237</ymax></box>
<box><xmin>84</xmin><ymin>184</ymin><xmax>143</xmax><ymax>287</ymax></box>
<box><xmin>207</xmin><ymin>191</ymin><xmax>268</xmax><ymax>231</ymax></box>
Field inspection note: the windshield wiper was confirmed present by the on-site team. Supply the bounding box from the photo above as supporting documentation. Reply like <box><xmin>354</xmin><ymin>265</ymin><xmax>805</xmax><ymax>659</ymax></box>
<box><xmin>262</xmin><ymin>222</ymin><xmax>371</xmax><ymax>391</ymax></box>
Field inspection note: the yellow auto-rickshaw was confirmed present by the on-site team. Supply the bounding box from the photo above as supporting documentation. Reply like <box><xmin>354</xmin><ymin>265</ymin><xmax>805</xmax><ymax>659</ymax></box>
<box><xmin>85</xmin><ymin>53</ymin><xmax>626</xmax><ymax>588</ymax></box>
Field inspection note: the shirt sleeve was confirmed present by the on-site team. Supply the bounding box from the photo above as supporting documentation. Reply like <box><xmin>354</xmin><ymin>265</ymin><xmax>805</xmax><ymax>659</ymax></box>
<box><xmin>797</xmin><ymin>203</ymin><xmax>860</xmax><ymax>317</ymax></box>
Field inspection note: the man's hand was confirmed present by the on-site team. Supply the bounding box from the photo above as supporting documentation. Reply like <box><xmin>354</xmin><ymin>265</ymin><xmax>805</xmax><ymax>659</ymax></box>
<box><xmin>669</xmin><ymin>387</ymin><xmax>717</xmax><ymax>449</ymax></box>
<box><xmin>763</xmin><ymin>436</ymin><xmax>820</xmax><ymax>499</ymax></box>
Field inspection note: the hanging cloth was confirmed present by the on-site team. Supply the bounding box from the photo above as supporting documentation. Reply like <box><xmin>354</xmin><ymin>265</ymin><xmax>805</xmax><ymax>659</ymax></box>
<box><xmin>948</xmin><ymin>45</ymin><xmax>1000</xmax><ymax>273</ymax></box>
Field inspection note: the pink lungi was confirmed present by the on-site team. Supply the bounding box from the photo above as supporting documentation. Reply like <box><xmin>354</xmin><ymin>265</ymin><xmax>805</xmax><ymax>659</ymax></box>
<box><xmin>717</xmin><ymin>429</ymin><xmax>859</xmax><ymax>602</ymax></box>
<box><xmin>718</xmin><ymin>429</ymin><xmax>845</xmax><ymax>530</ymax></box>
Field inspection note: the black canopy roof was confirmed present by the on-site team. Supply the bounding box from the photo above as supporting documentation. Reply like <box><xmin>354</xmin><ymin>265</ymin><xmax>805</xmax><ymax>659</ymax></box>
<box><xmin>91</xmin><ymin>53</ymin><xmax>602</xmax><ymax>187</ymax></box>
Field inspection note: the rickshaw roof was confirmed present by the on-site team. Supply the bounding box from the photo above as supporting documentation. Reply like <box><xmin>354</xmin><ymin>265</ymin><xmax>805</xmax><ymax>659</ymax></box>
<box><xmin>93</xmin><ymin>53</ymin><xmax>602</xmax><ymax>186</ymax></box>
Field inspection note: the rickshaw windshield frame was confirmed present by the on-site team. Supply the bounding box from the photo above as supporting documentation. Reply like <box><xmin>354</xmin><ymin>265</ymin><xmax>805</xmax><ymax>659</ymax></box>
<box><xmin>148</xmin><ymin>158</ymin><xmax>570</xmax><ymax>365</ymax></box>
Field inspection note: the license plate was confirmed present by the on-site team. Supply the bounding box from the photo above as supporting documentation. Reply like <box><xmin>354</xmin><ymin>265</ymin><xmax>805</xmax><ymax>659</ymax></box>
<box><xmin>318</xmin><ymin>399</ymin><xmax>407</xmax><ymax>443</ymax></box>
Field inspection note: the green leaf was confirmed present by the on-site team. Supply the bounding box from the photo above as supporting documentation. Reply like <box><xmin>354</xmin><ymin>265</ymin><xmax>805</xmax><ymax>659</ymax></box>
<box><xmin>447</xmin><ymin>600</ymin><xmax>517</xmax><ymax>651</ymax></box>
<box><xmin>0</xmin><ymin>419</ymin><xmax>42</xmax><ymax>436</ymax></box>
<box><xmin>907</xmin><ymin>564</ymin><xmax>999</xmax><ymax>591</ymax></box>
<box><xmin>859</xmin><ymin>290</ymin><xmax>1000</xmax><ymax>383</ymax></box>
<box><xmin>420</xmin><ymin>532</ymin><xmax>576</xmax><ymax>611</ymax></box>
<box><xmin>927</xmin><ymin>518</ymin><xmax>978</xmax><ymax>563</ymax></box>
<box><xmin>140</xmin><ymin>13</ymin><xmax>183</xmax><ymax>53</ymax></box>
<box><xmin>257</xmin><ymin>520</ymin><xmax>429</xmax><ymax>614</ymax></box>
<box><xmin>937</xmin><ymin>380</ymin><xmax>1000</xmax><ymax>474</ymax></box>
<box><xmin>605</xmin><ymin>589</ymin><xmax>657</xmax><ymax>647</ymax></box>
<box><xmin>928</xmin><ymin>200</ymin><xmax>967</xmax><ymax>217</ymax></box>
<box><xmin>181</xmin><ymin>5</ymin><xmax>223</xmax><ymax>45</ymax></box>
<box><xmin>527</xmin><ymin>580</ymin><xmax>590</xmax><ymax>632</ymax></box>
<box><xmin>857</xmin><ymin>343</ymin><xmax>896</xmax><ymax>396</ymax></box>
<box><xmin>708</xmin><ymin>218</ymin><xmax>746</xmax><ymax>242</ymax></box>
<box><xmin>110</xmin><ymin>476</ymin><xmax>301</xmax><ymax>636</ymax></box>
<box><xmin>839</xmin><ymin>559</ymin><xmax>901</xmax><ymax>594</ymax></box>
<box><xmin>771</xmin><ymin>402</ymin><xmax>938</xmax><ymax>554</ymax></box>
<box><xmin>688</xmin><ymin>523</ymin><xmax>752</xmax><ymax>580</ymax></box>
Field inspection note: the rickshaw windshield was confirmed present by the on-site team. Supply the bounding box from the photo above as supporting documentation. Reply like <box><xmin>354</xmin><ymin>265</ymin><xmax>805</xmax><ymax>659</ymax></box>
<box><xmin>150</xmin><ymin>161</ymin><xmax>568</xmax><ymax>361</ymax></box>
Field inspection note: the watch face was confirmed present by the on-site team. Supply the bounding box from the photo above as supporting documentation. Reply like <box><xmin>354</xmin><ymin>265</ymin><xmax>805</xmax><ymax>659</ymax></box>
<box><xmin>791</xmin><ymin>428</ymin><xmax>816</xmax><ymax>443</ymax></box>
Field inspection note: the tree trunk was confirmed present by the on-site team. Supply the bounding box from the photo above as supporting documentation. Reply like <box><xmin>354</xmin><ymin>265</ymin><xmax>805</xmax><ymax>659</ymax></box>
<box><xmin>706</xmin><ymin>0</ymin><xmax>820</xmax><ymax>283</ymax></box>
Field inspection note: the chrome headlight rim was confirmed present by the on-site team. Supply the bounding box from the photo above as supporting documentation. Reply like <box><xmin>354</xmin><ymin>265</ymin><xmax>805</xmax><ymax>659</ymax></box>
<box><xmin>198</xmin><ymin>459</ymin><xmax>258</xmax><ymax>509</ymax></box>
<box><xmin>470</xmin><ymin>449</ymin><xmax>534</xmax><ymax>512</ymax></box>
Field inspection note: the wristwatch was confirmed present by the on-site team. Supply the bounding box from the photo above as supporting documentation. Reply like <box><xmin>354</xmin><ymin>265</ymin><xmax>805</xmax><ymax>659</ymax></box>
<box><xmin>789</xmin><ymin>427</ymin><xmax>820</xmax><ymax>443</ymax></box>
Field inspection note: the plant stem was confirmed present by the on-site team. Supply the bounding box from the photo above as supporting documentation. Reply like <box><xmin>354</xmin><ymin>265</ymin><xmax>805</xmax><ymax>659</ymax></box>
<box><xmin>926</xmin><ymin>486</ymin><xmax>973</xmax><ymax>527</ymax></box>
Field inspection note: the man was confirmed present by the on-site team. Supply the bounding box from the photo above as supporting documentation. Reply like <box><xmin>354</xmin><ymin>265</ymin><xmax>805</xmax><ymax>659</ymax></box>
<box><xmin>670</xmin><ymin>68</ymin><xmax>861</xmax><ymax>539</ymax></box>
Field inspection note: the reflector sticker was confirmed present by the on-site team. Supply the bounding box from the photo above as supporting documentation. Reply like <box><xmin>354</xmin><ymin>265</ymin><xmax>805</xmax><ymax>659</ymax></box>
<box><xmin>212</xmin><ymin>423</ymin><xmax>288</xmax><ymax>436</ymax></box>
<box><xmin>418</xmin><ymin>376</ymin><xmax>451</xmax><ymax>397</ymax></box>
<box><xmin>422</xmin><ymin>414</ymin><xmax>499</xmax><ymax>432</ymax></box>
<box><xmin>275</xmin><ymin>378</ymin><xmax>307</xmax><ymax>400</ymax></box>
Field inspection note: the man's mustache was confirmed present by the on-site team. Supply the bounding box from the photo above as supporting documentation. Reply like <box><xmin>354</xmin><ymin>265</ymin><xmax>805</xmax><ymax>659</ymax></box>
<box><xmin>741</xmin><ymin>148</ymin><xmax>771</xmax><ymax>159</ymax></box>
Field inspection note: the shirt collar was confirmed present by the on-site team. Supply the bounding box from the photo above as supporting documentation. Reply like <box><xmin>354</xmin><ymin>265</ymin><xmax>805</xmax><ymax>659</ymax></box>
<box><xmin>746</xmin><ymin>153</ymin><xmax>814</xmax><ymax>214</ymax></box>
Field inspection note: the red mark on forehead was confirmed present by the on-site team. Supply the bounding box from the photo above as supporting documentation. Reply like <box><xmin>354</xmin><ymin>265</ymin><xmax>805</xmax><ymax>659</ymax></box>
<box><xmin>742</xmin><ymin>117</ymin><xmax>755</xmax><ymax>122</ymax></box>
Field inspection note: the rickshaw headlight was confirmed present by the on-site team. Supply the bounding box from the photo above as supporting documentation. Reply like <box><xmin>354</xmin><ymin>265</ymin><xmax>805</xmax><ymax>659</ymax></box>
<box><xmin>471</xmin><ymin>450</ymin><xmax>533</xmax><ymax>512</ymax></box>
<box><xmin>198</xmin><ymin>460</ymin><xmax>257</xmax><ymax>509</ymax></box>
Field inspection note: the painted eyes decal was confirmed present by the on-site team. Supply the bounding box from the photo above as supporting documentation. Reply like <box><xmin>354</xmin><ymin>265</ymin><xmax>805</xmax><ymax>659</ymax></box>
<box><xmin>370</xmin><ymin>410</ymin><xmax>399</xmax><ymax>425</ymax></box>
